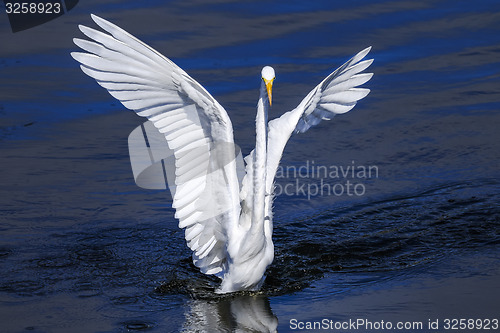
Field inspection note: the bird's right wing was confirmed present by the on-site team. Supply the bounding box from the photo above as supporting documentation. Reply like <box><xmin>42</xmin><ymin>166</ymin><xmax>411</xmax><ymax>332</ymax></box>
<box><xmin>266</xmin><ymin>47</ymin><xmax>373</xmax><ymax>195</ymax></box>
<box><xmin>71</xmin><ymin>14</ymin><xmax>241</xmax><ymax>277</ymax></box>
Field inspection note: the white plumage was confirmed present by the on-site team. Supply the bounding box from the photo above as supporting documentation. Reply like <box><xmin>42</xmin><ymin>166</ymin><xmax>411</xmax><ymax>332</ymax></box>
<box><xmin>72</xmin><ymin>14</ymin><xmax>373</xmax><ymax>293</ymax></box>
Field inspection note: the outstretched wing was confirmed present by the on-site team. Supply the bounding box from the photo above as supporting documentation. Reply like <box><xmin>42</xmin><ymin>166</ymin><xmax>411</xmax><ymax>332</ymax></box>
<box><xmin>266</xmin><ymin>47</ymin><xmax>373</xmax><ymax>195</ymax></box>
<box><xmin>71</xmin><ymin>14</ymin><xmax>241</xmax><ymax>277</ymax></box>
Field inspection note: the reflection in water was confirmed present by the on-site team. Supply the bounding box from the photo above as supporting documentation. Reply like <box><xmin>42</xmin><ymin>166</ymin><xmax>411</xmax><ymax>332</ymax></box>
<box><xmin>183</xmin><ymin>295</ymin><xmax>278</xmax><ymax>332</ymax></box>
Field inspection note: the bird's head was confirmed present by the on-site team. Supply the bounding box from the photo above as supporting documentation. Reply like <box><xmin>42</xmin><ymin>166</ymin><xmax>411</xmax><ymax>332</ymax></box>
<box><xmin>261</xmin><ymin>66</ymin><xmax>275</xmax><ymax>106</ymax></box>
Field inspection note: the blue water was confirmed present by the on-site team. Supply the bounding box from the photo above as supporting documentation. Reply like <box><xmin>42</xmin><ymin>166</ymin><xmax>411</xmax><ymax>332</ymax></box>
<box><xmin>1</xmin><ymin>0</ymin><xmax>499</xmax><ymax>332</ymax></box>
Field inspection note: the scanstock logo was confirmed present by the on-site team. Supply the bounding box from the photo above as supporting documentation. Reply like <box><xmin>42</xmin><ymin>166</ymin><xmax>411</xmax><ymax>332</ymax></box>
<box><xmin>4</xmin><ymin>0</ymin><xmax>79</xmax><ymax>32</ymax></box>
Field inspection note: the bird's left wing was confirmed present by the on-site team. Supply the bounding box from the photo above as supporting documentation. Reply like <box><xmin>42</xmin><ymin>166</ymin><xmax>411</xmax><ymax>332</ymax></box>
<box><xmin>266</xmin><ymin>47</ymin><xmax>373</xmax><ymax>195</ymax></box>
<box><xmin>71</xmin><ymin>14</ymin><xmax>241</xmax><ymax>277</ymax></box>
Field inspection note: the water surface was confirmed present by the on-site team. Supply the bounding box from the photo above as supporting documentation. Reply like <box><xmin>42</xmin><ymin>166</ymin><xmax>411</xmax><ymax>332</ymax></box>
<box><xmin>1</xmin><ymin>0</ymin><xmax>499</xmax><ymax>332</ymax></box>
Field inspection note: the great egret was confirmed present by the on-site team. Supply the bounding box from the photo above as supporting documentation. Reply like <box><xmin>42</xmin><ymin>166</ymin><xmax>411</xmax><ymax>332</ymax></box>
<box><xmin>71</xmin><ymin>14</ymin><xmax>373</xmax><ymax>293</ymax></box>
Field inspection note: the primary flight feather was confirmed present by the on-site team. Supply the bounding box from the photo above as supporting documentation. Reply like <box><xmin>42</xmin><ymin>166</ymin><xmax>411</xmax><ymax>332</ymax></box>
<box><xmin>71</xmin><ymin>14</ymin><xmax>373</xmax><ymax>293</ymax></box>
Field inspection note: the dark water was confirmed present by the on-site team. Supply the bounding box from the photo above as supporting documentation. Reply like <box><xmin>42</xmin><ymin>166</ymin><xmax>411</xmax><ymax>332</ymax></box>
<box><xmin>1</xmin><ymin>0</ymin><xmax>500</xmax><ymax>332</ymax></box>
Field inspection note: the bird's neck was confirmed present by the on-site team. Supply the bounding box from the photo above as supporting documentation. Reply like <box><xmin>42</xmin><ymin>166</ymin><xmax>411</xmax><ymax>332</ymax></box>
<box><xmin>251</xmin><ymin>82</ymin><xmax>269</xmax><ymax>228</ymax></box>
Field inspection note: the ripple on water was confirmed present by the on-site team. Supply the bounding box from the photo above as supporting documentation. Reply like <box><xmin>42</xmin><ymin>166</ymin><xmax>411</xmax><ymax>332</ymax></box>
<box><xmin>36</xmin><ymin>255</ymin><xmax>75</xmax><ymax>269</ymax></box>
<box><xmin>0</xmin><ymin>247</ymin><xmax>12</xmax><ymax>258</ymax></box>
<box><xmin>121</xmin><ymin>320</ymin><xmax>154</xmax><ymax>331</ymax></box>
<box><xmin>75</xmin><ymin>282</ymin><xmax>102</xmax><ymax>298</ymax></box>
<box><xmin>0</xmin><ymin>279</ymin><xmax>45</xmax><ymax>297</ymax></box>
<box><xmin>2</xmin><ymin>179</ymin><xmax>497</xmax><ymax>306</ymax></box>
<box><xmin>269</xmin><ymin>180</ymin><xmax>499</xmax><ymax>289</ymax></box>
<box><xmin>150</xmin><ymin>180</ymin><xmax>499</xmax><ymax>299</ymax></box>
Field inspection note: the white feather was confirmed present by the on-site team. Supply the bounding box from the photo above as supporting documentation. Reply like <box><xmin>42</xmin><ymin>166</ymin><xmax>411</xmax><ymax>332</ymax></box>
<box><xmin>265</xmin><ymin>46</ymin><xmax>373</xmax><ymax>194</ymax></box>
<box><xmin>72</xmin><ymin>14</ymin><xmax>240</xmax><ymax>282</ymax></box>
<box><xmin>72</xmin><ymin>15</ymin><xmax>373</xmax><ymax>293</ymax></box>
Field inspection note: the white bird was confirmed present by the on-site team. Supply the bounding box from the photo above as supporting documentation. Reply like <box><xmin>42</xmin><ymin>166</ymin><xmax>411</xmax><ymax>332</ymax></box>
<box><xmin>71</xmin><ymin>14</ymin><xmax>373</xmax><ymax>293</ymax></box>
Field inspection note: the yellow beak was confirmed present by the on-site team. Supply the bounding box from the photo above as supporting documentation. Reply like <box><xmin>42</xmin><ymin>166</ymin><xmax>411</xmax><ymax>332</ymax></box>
<box><xmin>263</xmin><ymin>78</ymin><xmax>274</xmax><ymax>106</ymax></box>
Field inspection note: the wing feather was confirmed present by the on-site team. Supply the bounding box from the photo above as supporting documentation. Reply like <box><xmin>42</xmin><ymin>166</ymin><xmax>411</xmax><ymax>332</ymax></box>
<box><xmin>72</xmin><ymin>14</ymin><xmax>241</xmax><ymax>278</ymax></box>
<box><xmin>265</xmin><ymin>47</ymin><xmax>373</xmax><ymax>195</ymax></box>
<box><xmin>323</xmin><ymin>73</ymin><xmax>373</xmax><ymax>94</ymax></box>
<box><xmin>178</xmin><ymin>211</ymin><xmax>204</xmax><ymax>229</ymax></box>
<box><xmin>320</xmin><ymin>88</ymin><xmax>370</xmax><ymax>104</ymax></box>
